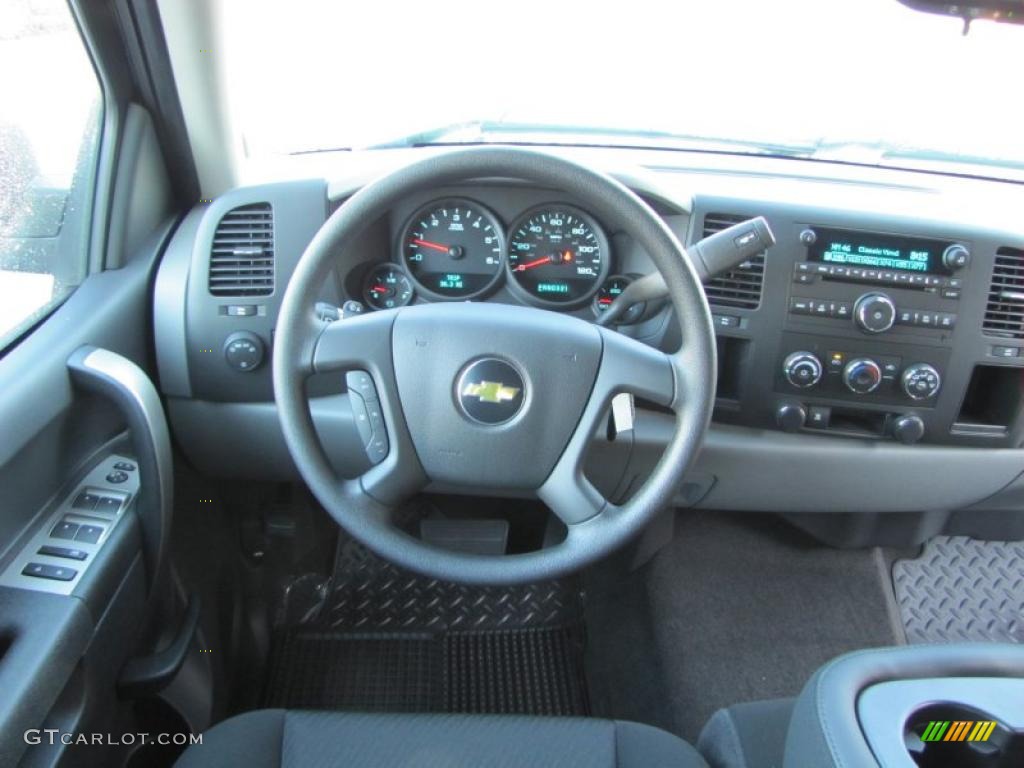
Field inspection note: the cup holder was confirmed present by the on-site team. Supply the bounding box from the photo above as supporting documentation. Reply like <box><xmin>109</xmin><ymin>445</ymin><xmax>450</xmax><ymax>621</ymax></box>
<box><xmin>906</xmin><ymin>703</ymin><xmax>1023</xmax><ymax>768</ymax></box>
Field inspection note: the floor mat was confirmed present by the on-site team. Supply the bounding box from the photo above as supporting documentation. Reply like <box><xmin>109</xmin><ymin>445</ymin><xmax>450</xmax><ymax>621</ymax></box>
<box><xmin>584</xmin><ymin>512</ymin><xmax>904</xmax><ymax>742</ymax></box>
<box><xmin>893</xmin><ymin>536</ymin><xmax>1024</xmax><ymax>644</ymax></box>
<box><xmin>263</xmin><ymin>540</ymin><xmax>589</xmax><ymax>716</ymax></box>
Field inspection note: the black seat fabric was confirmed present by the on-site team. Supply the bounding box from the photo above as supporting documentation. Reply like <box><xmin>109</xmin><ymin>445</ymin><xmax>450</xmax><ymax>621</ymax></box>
<box><xmin>176</xmin><ymin>710</ymin><xmax>708</xmax><ymax>768</ymax></box>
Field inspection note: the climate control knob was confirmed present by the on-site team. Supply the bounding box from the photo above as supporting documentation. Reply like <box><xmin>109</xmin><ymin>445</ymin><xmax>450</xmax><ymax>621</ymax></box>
<box><xmin>902</xmin><ymin>363</ymin><xmax>941</xmax><ymax>400</ymax></box>
<box><xmin>854</xmin><ymin>293</ymin><xmax>897</xmax><ymax>334</ymax></box>
<box><xmin>783</xmin><ymin>352</ymin><xmax>823</xmax><ymax>389</ymax></box>
<box><xmin>843</xmin><ymin>358</ymin><xmax>882</xmax><ymax>394</ymax></box>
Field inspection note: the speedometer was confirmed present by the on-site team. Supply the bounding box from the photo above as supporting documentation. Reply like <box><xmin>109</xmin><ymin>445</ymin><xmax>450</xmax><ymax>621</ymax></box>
<box><xmin>399</xmin><ymin>199</ymin><xmax>505</xmax><ymax>300</ymax></box>
<box><xmin>507</xmin><ymin>205</ymin><xmax>609</xmax><ymax>307</ymax></box>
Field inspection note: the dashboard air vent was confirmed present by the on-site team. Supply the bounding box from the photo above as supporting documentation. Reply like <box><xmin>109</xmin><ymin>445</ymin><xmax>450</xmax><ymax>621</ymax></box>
<box><xmin>701</xmin><ymin>213</ymin><xmax>765</xmax><ymax>310</ymax></box>
<box><xmin>983</xmin><ymin>247</ymin><xmax>1024</xmax><ymax>339</ymax></box>
<box><xmin>208</xmin><ymin>203</ymin><xmax>274</xmax><ymax>297</ymax></box>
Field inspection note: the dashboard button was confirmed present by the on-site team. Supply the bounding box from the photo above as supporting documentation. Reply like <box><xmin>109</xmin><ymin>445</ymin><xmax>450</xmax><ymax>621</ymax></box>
<box><xmin>942</xmin><ymin>288</ymin><xmax>961</xmax><ymax>299</ymax></box>
<box><xmin>807</xmin><ymin>406</ymin><xmax>831</xmax><ymax>428</ymax></box>
<box><xmin>916</xmin><ymin>312</ymin><xmax>936</xmax><ymax>328</ymax></box>
<box><xmin>937</xmin><ymin>313</ymin><xmax>957</xmax><ymax>329</ymax></box>
<box><xmin>790</xmin><ymin>298</ymin><xmax>812</xmax><ymax>314</ymax></box>
<box><xmin>113</xmin><ymin>461</ymin><xmax>136</xmax><ymax>472</ymax></box>
<box><xmin>106</xmin><ymin>470</ymin><xmax>129</xmax><ymax>484</ymax></box>
<box><xmin>793</xmin><ymin>272</ymin><xmax>815</xmax><ymax>284</ymax></box>
<box><xmin>992</xmin><ymin>346</ymin><xmax>1019</xmax><ymax>358</ymax></box>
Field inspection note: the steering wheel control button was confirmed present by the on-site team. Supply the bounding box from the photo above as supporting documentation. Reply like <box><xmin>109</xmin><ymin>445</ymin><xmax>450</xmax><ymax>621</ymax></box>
<box><xmin>844</xmin><ymin>358</ymin><xmax>883</xmax><ymax>394</ymax></box>
<box><xmin>854</xmin><ymin>293</ymin><xmax>897</xmax><ymax>334</ymax></box>
<box><xmin>782</xmin><ymin>352</ymin><xmax>823</xmax><ymax>389</ymax></box>
<box><xmin>224</xmin><ymin>331</ymin><xmax>265</xmax><ymax>372</ymax></box>
<box><xmin>346</xmin><ymin>371</ymin><xmax>389</xmax><ymax>464</ymax></box>
<box><xmin>51</xmin><ymin>520</ymin><xmax>80</xmax><ymax>540</ymax></box>
<box><xmin>37</xmin><ymin>545</ymin><xmax>88</xmax><ymax>561</ymax></box>
<box><xmin>106</xmin><ymin>470</ymin><xmax>130</xmax><ymax>484</ymax></box>
<box><xmin>902</xmin><ymin>363</ymin><xmax>941</xmax><ymax>400</ymax></box>
<box><xmin>22</xmin><ymin>563</ymin><xmax>77</xmax><ymax>582</ymax></box>
<box><xmin>456</xmin><ymin>358</ymin><xmax>526</xmax><ymax>426</ymax></box>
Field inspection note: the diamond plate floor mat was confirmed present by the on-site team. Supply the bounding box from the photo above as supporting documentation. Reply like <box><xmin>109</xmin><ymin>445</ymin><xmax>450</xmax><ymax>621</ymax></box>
<box><xmin>893</xmin><ymin>536</ymin><xmax>1024</xmax><ymax>644</ymax></box>
<box><xmin>264</xmin><ymin>540</ymin><xmax>588</xmax><ymax>715</ymax></box>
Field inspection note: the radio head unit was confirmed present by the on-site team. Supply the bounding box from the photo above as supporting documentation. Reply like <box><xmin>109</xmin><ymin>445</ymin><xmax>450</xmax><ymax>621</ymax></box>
<box><xmin>806</xmin><ymin>227</ymin><xmax>955</xmax><ymax>275</ymax></box>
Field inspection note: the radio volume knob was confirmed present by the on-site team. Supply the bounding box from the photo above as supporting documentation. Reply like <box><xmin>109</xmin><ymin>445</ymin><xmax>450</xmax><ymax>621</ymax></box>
<box><xmin>783</xmin><ymin>352</ymin><xmax>823</xmax><ymax>389</ymax></box>
<box><xmin>902</xmin><ymin>363</ymin><xmax>941</xmax><ymax>400</ymax></box>
<box><xmin>854</xmin><ymin>293</ymin><xmax>897</xmax><ymax>334</ymax></box>
<box><xmin>843</xmin><ymin>358</ymin><xmax>882</xmax><ymax>394</ymax></box>
<box><xmin>943</xmin><ymin>244</ymin><xmax>971</xmax><ymax>271</ymax></box>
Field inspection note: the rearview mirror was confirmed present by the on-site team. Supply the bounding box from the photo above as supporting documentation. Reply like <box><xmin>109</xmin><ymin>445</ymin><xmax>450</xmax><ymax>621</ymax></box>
<box><xmin>898</xmin><ymin>0</ymin><xmax>1024</xmax><ymax>30</ymax></box>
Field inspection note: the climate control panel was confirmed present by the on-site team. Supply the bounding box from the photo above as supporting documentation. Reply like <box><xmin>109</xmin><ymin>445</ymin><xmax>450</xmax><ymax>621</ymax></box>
<box><xmin>775</xmin><ymin>333</ymin><xmax>949</xmax><ymax>408</ymax></box>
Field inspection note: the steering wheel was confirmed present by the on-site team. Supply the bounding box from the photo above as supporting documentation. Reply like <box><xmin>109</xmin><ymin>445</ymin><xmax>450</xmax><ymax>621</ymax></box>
<box><xmin>274</xmin><ymin>148</ymin><xmax>716</xmax><ymax>585</ymax></box>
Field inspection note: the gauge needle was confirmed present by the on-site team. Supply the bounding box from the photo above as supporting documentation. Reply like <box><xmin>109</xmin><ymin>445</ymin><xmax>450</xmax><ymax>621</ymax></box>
<box><xmin>514</xmin><ymin>256</ymin><xmax>553</xmax><ymax>272</ymax></box>
<box><xmin>372</xmin><ymin>284</ymin><xmax>390</xmax><ymax>294</ymax></box>
<box><xmin>412</xmin><ymin>238</ymin><xmax>450</xmax><ymax>253</ymax></box>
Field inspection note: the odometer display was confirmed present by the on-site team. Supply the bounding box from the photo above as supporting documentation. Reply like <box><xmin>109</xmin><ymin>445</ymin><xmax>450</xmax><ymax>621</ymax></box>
<box><xmin>399</xmin><ymin>199</ymin><xmax>504</xmax><ymax>299</ymax></box>
<box><xmin>507</xmin><ymin>206</ymin><xmax>609</xmax><ymax>307</ymax></box>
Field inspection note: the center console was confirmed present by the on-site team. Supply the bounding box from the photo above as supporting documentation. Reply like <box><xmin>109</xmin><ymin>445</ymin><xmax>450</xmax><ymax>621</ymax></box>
<box><xmin>783</xmin><ymin>644</ymin><xmax>1024</xmax><ymax>768</ymax></box>
<box><xmin>777</xmin><ymin>226</ymin><xmax>965</xmax><ymax>443</ymax></box>
<box><xmin>702</xmin><ymin>205</ymin><xmax>1024</xmax><ymax>449</ymax></box>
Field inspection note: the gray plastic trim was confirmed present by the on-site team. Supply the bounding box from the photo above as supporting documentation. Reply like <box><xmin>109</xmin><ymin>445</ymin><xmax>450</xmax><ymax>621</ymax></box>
<box><xmin>154</xmin><ymin>207</ymin><xmax>202</xmax><ymax>397</ymax></box>
<box><xmin>0</xmin><ymin>454</ymin><xmax>138</xmax><ymax>596</ymax></box>
<box><xmin>858</xmin><ymin>677</ymin><xmax>1024</xmax><ymax>767</ymax></box>
<box><xmin>67</xmin><ymin>346</ymin><xmax>173</xmax><ymax>591</ymax></box>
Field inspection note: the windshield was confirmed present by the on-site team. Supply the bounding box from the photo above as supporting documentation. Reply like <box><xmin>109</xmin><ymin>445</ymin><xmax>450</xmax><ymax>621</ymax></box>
<box><xmin>221</xmin><ymin>0</ymin><xmax>1023</xmax><ymax>179</ymax></box>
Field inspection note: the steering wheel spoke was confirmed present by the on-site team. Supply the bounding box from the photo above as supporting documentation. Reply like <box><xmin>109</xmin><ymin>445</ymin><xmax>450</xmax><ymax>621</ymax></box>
<box><xmin>312</xmin><ymin>310</ymin><xmax>398</xmax><ymax>374</ymax></box>
<box><xmin>538</xmin><ymin>328</ymin><xmax>677</xmax><ymax>526</ymax></box>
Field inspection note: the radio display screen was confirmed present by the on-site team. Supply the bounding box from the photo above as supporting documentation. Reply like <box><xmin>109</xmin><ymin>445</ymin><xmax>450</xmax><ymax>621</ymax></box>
<box><xmin>807</xmin><ymin>228</ymin><xmax>949</xmax><ymax>274</ymax></box>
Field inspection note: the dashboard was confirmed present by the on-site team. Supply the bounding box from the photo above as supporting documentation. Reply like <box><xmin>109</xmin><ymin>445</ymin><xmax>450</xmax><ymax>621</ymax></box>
<box><xmin>152</xmin><ymin>146</ymin><xmax>1024</xmax><ymax>516</ymax></box>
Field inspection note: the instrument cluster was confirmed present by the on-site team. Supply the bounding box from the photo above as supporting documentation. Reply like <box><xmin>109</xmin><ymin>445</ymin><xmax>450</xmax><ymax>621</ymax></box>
<box><xmin>357</xmin><ymin>196</ymin><xmax>633</xmax><ymax>319</ymax></box>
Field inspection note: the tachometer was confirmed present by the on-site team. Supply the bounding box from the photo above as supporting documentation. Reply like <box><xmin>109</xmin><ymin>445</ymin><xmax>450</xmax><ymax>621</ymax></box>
<box><xmin>363</xmin><ymin>263</ymin><xmax>414</xmax><ymax>310</ymax></box>
<box><xmin>507</xmin><ymin>205</ymin><xmax>609</xmax><ymax>307</ymax></box>
<box><xmin>399</xmin><ymin>199</ymin><xmax>504</xmax><ymax>300</ymax></box>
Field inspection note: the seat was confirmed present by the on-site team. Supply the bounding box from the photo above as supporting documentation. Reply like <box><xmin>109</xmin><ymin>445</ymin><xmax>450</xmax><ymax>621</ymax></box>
<box><xmin>176</xmin><ymin>709</ymin><xmax>708</xmax><ymax>767</ymax></box>
<box><xmin>697</xmin><ymin>698</ymin><xmax>795</xmax><ymax>768</ymax></box>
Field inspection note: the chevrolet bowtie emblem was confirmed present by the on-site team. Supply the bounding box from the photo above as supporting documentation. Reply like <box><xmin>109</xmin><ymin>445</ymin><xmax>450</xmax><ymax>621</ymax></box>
<box><xmin>462</xmin><ymin>381</ymin><xmax>521</xmax><ymax>404</ymax></box>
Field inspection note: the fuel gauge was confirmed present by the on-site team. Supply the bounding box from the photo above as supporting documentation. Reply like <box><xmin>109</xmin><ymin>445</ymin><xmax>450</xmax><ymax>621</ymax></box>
<box><xmin>593</xmin><ymin>275</ymin><xmax>644</xmax><ymax>324</ymax></box>
<box><xmin>363</xmin><ymin>263</ymin><xmax>414</xmax><ymax>310</ymax></box>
